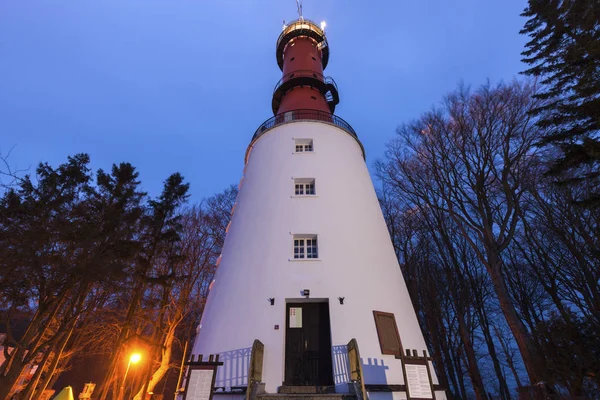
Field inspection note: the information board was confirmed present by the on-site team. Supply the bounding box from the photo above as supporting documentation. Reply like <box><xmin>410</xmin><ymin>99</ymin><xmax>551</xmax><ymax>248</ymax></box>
<box><xmin>405</xmin><ymin>364</ymin><xmax>433</xmax><ymax>399</ymax></box>
<box><xmin>185</xmin><ymin>369</ymin><xmax>215</xmax><ymax>400</ymax></box>
<box><xmin>289</xmin><ymin>307</ymin><xmax>302</xmax><ymax>328</ymax></box>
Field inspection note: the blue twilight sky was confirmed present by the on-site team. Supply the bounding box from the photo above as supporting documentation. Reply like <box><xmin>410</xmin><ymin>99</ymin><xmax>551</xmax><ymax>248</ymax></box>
<box><xmin>0</xmin><ymin>0</ymin><xmax>529</xmax><ymax>202</ymax></box>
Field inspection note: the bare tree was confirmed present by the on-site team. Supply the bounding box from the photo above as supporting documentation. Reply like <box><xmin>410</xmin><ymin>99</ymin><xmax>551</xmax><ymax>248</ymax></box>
<box><xmin>132</xmin><ymin>189</ymin><xmax>235</xmax><ymax>400</ymax></box>
<box><xmin>378</xmin><ymin>81</ymin><xmax>547</xmax><ymax>384</ymax></box>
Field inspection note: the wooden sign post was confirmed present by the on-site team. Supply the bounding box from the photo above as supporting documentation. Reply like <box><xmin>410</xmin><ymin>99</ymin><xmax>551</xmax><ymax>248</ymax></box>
<box><xmin>400</xmin><ymin>349</ymin><xmax>436</xmax><ymax>400</ymax></box>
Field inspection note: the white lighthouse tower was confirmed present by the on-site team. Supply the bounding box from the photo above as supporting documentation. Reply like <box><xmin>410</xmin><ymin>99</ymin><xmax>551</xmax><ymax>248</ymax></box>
<box><xmin>191</xmin><ymin>15</ymin><xmax>446</xmax><ymax>400</ymax></box>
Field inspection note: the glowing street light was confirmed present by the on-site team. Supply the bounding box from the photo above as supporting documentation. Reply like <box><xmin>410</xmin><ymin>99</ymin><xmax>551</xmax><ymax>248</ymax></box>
<box><xmin>118</xmin><ymin>352</ymin><xmax>142</xmax><ymax>400</ymax></box>
<box><xmin>129</xmin><ymin>353</ymin><xmax>142</xmax><ymax>364</ymax></box>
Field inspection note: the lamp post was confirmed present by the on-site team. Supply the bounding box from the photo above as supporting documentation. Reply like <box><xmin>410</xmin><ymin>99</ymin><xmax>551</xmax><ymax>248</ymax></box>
<box><xmin>118</xmin><ymin>353</ymin><xmax>141</xmax><ymax>400</ymax></box>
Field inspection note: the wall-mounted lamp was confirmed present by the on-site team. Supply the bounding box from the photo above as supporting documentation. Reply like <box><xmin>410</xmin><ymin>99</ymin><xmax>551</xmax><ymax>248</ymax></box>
<box><xmin>338</xmin><ymin>297</ymin><xmax>345</xmax><ymax>305</ymax></box>
<box><xmin>268</xmin><ymin>298</ymin><xmax>275</xmax><ymax>306</ymax></box>
<box><xmin>303</xmin><ymin>289</ymin><xmax>310</xmax><ymax>297</ymax></box>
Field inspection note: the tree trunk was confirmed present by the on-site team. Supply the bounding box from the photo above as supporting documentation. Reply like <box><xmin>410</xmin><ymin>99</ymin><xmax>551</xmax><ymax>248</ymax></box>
<box><xmin>96</xmin><ymin>281</ymin><xmax>145</xmax><ymax>400</ymax></box>
<box><xmin>133</xmin><ymin>326</ymin><xmax>176</xmax><ymax>400</ymax></box>
<box><xmin>21</xmin><ymin>342</ymin><xmax>54</xmax><ymax>400</ymax></box>
<box><xmin>35</xmin><ymin>317</ymin><xmax>78</xmax><ymax>399</ymax></box>
<box><xmin>0</xmin><ymin>292</ymin><xmax>68</xmax><ymax>400</ymax></box>
<box><xmin>426</xmin><ymin>311</ymin><xmax>456</xmax><ymax>400</ymax></box>
<box><xmin>493</xmin><ymin>324</ymin><xmax>523</xmax><ymax>390</ymax></box>
<box><xmin>487</xmin><ymin>251</ymin><xmax>542</xmax><ymax>385</ymax></box>
<box><xmin>456</xmin><ymin>308</ymin><xmax>487</xmax><ymax>400</ymax></box>
<box><xmin>455</xmin><ymin>348</ymin><xmax>470</xmax><ymax>399</ymax></box>
<box><xmin>462</xmin><ymin>261</ymin><xmax>511</xmax><ymax>400</ymax></box>
<box><xmin>477</xmin><ymin>306</ymin><xmax>511</xmax><ymax>399</ymax></box>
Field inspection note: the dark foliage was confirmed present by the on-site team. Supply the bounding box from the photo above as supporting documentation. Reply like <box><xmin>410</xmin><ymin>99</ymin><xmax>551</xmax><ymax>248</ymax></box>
<box><xmin>520</xmin><ymin>0</ymin><xmax>600</xmax><ymax>206</ymax></box>
<box><xmin>0</xmin><ymin>154</ymin><xmax>234</xmax><ymax>399</ymax></box>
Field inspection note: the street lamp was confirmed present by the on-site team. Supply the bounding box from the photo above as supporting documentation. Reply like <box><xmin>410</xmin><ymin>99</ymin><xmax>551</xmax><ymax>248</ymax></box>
<box><xmin>118</xmin><ymin>353</ymin><xmax>142</xmax><ymax>400</ymax></box>
<box><xmin>129</xmin><ymin>353</ymin><xmax>142</xmax><ymax>365</ymax></box>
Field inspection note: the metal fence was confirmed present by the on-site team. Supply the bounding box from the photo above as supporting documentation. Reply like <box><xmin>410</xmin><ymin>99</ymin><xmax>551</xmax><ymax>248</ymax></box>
<box><xmin>252</xmin><ymin>109</ymin><xmax>358</xmax><ymax>141</ymax></box>
<box><xmin>273</xmin><ymin>70</ymin><xmax>338</xmax><ymax>95</ymax></box>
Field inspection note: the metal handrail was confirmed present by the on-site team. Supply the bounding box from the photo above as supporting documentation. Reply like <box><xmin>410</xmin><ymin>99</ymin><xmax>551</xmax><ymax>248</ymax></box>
<box><xmin>252</xmin><ymin>109</ymin><xmax>357</xmax><ymax>141</ymax></box>
<box><xmin>273</xmin><ymin>70</ymin><xmax>338</xmax><ymax>96</ymax></box>
<box><xmin>247</xmin><ymin>110</ymin><xmax>365</xmax><ymax>163</ymax></box>
<box><xmin>277</xmin><ymin>19</ymin><xmax>325</xmax><ymax>51</ymax></box>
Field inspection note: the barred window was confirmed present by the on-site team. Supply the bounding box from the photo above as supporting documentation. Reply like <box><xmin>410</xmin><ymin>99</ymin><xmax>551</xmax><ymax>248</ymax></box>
<box><xmin>294</xmin><ymin>238</ymin><xmax>305</xmax><ymax>259</ymax></box>
<box><xmin>373</xmin><ymin>311</ymin><xmax>402</xmax><ymax>356</ymax></box>
<box><xmin>294</xmin><ymin>178</ymin><xmax>316</xmax><ymax>196</ymax></box>
<box><xmin>293</xmin><ymin>235</ymin><xmax>318</xmax><ymax>259</ymax></box>
<box><xmin>294</xmin><ymin>139</ymin><xmax>313</xmax><ymax>152</ymax></box>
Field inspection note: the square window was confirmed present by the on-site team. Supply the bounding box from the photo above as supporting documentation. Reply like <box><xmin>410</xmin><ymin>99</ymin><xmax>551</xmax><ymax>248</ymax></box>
<box><xmin>293</xmin><ymin>178</ymin><xmax>316</xmax><ymax>196</ymax></box>
<box><xmin>294</xmin><ymin>139</ymin><xmax>313</xmax><ymax>153</ymax></box>
<box><xmin>292</xmin><ymin>235</ymin><xmax>318</xmax><ymax>259</ymax></box>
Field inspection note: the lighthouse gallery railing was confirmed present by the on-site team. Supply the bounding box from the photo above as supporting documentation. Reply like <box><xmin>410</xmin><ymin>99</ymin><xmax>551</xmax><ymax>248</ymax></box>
<box><xmin>273</xmin><ymin>70</ymin><xmax>338</xmax><ymax>95</ymax></box>
<box><xmin>252</xmin><ymin>109</ymin><xmax>358</xmax><ymax>141</ymax></box>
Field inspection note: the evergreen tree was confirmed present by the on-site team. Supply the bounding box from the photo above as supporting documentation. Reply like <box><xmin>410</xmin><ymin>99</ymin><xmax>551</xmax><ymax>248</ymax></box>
<box><xmin>520</xmin><ymin>0</ymin><xmax>600</xmax><ymax>206</ymax></box>
<box><xmin>0</xmin><ymin>154</ymin><xmax>146</xmax><ymax>399</ymax></box>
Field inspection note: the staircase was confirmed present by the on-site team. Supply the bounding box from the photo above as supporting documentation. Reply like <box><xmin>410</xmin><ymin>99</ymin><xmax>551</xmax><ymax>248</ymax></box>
<box><xmin>257</xmin><ymin>386</ymin><xmax>357</xmax><ymax>400</ymax></box>
<box><xmin>246</xmin><ymin>339</ymin><xmax>366</xmax><ymax>400</ymax></box>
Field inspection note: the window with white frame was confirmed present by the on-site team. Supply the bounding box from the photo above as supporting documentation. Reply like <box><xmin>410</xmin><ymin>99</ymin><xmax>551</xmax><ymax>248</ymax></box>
<box><xmin>293</xmin><ymin>235</ymin><xmax>318</xmax><ymax>259</ymax></box>
<box><xmin>294</xmin><ymin>138</ymin><xmax>313</xmax><ymax>153</ymax></box>
<box><xmin>294</xmin><ymin>178</ymin><xmax>316</xmax><ymax>196</ymax></box>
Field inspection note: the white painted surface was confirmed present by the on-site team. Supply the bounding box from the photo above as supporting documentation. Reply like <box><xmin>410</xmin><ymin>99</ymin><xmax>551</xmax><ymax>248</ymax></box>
<box><xmin>405</xmin><ymin>364</ymin><xmax>433</xmax><ymax>398</ymax></box>
<box><xmin>192</xmin><ymin>121</ymin><xmax>437</xmax><ymax>393</ymax></box>
<box><xmin>186</xmin><ymin>370</ymin><xmax>215</xmax><ymax>400</ymax></box>
<box><xmin>369</xmin><ymin>393</ymin><xmax>407</xmax><ymax>400</ymax></box>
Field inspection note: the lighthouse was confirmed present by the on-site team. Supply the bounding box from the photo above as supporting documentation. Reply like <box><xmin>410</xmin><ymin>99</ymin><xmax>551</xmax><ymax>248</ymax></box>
<box><xmin>191</xmin><ymin>15</ymin><xmax>446</xmax><ymax>400</ymax></box>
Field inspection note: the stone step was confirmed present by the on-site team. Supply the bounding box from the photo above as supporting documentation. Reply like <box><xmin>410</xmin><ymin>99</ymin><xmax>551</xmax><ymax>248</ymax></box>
<box><xmin>278</xmin><ymin>386</ymin><xmax>336</xmax><ymax>394</ymax></box>
<box><xmin>257</xmin><ymin>394</ymin><xmax>356</xmax><ymax>400</ymax></box>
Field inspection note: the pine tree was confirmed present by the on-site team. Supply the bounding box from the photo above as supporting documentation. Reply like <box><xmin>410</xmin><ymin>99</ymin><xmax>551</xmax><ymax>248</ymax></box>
<box><xmin>0</xmin><ymin>154</ymin><xmax>146</xmax><ymax>399</ymax></box>
<box><xmin>520</xmin><ymin>0</ymin><xmax>600</xmax><ymax>207</ymax></box>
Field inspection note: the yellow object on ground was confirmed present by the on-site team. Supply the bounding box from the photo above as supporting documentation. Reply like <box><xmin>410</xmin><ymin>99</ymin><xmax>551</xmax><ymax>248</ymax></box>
<box><xmin>53</xmin><ymin>386</ymin><xmax>74</xmax><ymax>400</ymax></box>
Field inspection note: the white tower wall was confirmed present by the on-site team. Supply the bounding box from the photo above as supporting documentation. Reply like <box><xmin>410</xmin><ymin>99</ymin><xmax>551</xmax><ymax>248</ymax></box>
<box><xmin>193</xmin><ymin>121</ymin><xmax>441</xmax><ymax>398</ymax></box>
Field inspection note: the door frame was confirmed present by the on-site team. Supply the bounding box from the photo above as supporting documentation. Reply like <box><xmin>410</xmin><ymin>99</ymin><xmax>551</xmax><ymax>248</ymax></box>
<box><xmin>283</xmin><ymin>298</ymin><xmax>333</xmax><ymax>386</ymax></box>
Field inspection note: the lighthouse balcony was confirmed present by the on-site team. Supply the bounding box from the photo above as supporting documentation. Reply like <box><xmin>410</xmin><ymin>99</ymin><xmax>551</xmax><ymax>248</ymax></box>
<box><xmin>252</xmin><ymin>109</ymin><xmax>354</xmax><ymax>141</ymax></box>
<box><xmin>272</xmin><ymin>70</ymin><xmax>339</xmax><ymax>114</ymax></box>
<box><xmin>248</xmin><ymin>109</ymin><xmax>364</xmax><ymax>163</ymax></box>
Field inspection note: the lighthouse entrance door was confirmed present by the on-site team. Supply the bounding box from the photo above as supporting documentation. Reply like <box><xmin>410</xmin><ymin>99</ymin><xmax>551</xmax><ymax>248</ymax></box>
<box><xmin>285</xmin><ymin>302</ymin><xmax>333</xmax><ymax>386</ymax></box>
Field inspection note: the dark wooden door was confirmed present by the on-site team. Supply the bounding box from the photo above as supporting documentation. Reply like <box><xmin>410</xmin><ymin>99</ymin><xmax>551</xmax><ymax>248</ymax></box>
<box><xmin>285</xmin><ymin>302</ymin><xmax>333</xmax><ymax>386</ymax></box>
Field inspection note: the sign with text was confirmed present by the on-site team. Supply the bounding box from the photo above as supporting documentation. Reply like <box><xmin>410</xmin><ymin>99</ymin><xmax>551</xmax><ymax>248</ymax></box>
<box><xmin>406</xmin><ymin>364</ymin><xmax>433</xmax><ymax>399</ymax></box>
<box><xmin>289</xmin><ymin>307</ymin><xmax>302</xmax><ymax>328</ymax></box>
<box><xmin>185</xmin><ymin>369</ymin><xmax>215</xmax><ymax>400</ymax></box>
